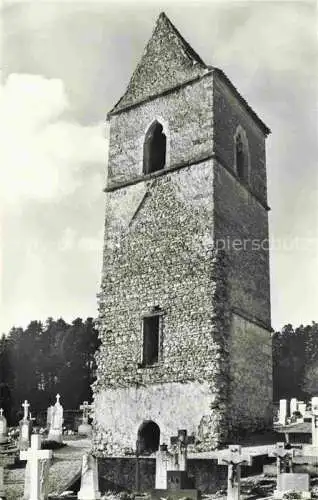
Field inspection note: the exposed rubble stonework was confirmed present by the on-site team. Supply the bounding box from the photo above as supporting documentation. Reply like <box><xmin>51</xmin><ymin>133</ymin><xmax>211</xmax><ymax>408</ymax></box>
<box><xmin>93</xmin><ymin>12</ymin><xmax>273</xmax><ymax>456</ymax></box>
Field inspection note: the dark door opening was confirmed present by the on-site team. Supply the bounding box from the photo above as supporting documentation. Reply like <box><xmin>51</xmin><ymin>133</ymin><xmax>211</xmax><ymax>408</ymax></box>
<box><xmin>137</xmin><ymin>420</ymin><xmax>160</xmax><ymax>455</ymax></box>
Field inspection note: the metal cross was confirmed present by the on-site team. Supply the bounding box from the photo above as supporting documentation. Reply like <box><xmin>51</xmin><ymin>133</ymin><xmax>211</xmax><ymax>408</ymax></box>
<box><xmin>217</xmin><ymin>445</ymin><xmax>254</xmax><ymax>500</ymax></box>
<box><xmin>269</xmin><ymin>442</ymin><xmax>294</xmax><ymax>476</ymax></box>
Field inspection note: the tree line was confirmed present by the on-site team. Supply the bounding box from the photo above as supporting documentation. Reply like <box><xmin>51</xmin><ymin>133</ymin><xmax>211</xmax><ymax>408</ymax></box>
<box><xmin>0</xmin><ymin>318</ymin><xmax>317</xmax><ymax>424</ymax></box>
<box><xmin>273</xmin><ymin>321</ymin><xmax>318</xmax><ymax>401</ymax></box>
<box><xmin>0</xmin><ymin>317</ymin><xmax>100</xmax><ymax>425</ymax></box>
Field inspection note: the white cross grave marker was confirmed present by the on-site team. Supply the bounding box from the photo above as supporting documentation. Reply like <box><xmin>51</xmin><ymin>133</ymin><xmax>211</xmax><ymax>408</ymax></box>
<box><xmin>48</xmin><ymin>394</ymin><xmax>63</xmax><ymax>443</ymax></box>
<box><xmin>79</xmin><ymin>401</ymin><xmax>92</xmax><ymax>424</ymax></box>
<box><xmin>29</xmin><ymin>412</ymin><xmax>36</xmax><ymax>423</ymax></box>
<box><xmin>217</xmin><ymin>445</ymin><xmax>253</xmax><ymax>500</ymax></box>
<box><xmin>20</xmin><ymin>434</ymin><xmax>52</xmax><ymax>500</ymax></box>
<box><xmin>78</xmin><ymin>401</ymin><xmax>93</xmax><ymax>436</ymax></box>
<box><xmin>20</xmin><ymin>402</ymin><xmax>32</xmax><ymax>451</ymax></box>
<box><xmin>22</xmin><ymin>400</ymin><xmax>30</xmax><ymax>420</ymax></box>
<box><xmin>80</xmin><ymin>401</ymin><xmax>89</xmax><ymax>412</ymax></box>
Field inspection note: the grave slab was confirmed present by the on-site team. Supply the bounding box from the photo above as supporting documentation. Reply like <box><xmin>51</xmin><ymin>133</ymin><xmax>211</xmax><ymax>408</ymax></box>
<box><xmin>77</xmin><ymin>452</ymin><xmax>101</xmax><ymax>500</ymax></box>
<box><xmin>274</xmin><ymin>472</ymin><xmax>310</xmax><ymax>499</ymax></box>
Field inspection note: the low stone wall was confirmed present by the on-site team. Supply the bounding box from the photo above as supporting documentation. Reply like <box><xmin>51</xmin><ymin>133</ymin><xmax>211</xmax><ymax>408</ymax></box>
<box><xmin>97</xmin><ymin>456</ymin><xmax>268</xmax><ymax>494</ymax></box>
<box><xmin>98</xmin><ymin>457</ymin><xmax>156</xmax><ymax>492</ymax></box>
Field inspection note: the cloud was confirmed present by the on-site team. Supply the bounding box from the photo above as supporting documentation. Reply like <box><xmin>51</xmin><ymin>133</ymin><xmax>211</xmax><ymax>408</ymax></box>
<box><xmin>0</xmin><ymin>73</ymin><xmax>107</xmax><ymax>203</ymax></box>
<box><xmin>184</xmin><ymin>1</ymin><xmax>317</xmax><ymax>83</ymax></box>
<box><xmin>218</xmin><ymin>2</ymin><xmax>316</xmax><ymax>77</ymax></box>
<box><xmin>0</xmin><ymin>73</ymin><xmax>108</xmax><ymax>333</ymax></box>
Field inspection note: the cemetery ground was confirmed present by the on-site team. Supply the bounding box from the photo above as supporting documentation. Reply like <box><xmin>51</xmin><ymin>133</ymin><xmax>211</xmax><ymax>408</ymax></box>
<box><xmin>0</xmin><ymin>438</ymin><xmax>279</xmax><ymax>500</ymax></box>
<box><xmin>4</xmin><ymin>397</ymin><xmax>318</xmax><ymax>499</ymax></box>
<box><xmin>4</xmin><ymin>436</ymin><xmax>91</xmax><ymax>499</ymax></box>
<box><xmin>0</xmin><ymin>437</ymin><xmax>313</xmax><ymax>500</ymax></box>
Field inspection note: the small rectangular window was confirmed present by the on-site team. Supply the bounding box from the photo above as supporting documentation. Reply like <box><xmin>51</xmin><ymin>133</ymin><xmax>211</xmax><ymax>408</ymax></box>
<box><xmin>142</xmin><ymin>315</ymin><xmax>160</xmax><ymax>366</ymax></box>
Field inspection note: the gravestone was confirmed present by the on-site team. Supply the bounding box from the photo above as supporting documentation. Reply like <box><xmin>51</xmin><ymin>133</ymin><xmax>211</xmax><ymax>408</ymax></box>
<box><xmin>0</xmin><ymin>466</ymin><xmax>4</xmax><ymax>498</ymax></box>
<box><xmin>217</xmin><ymin>445</ymin><xmax>253</xmax><ymax>500</ymax></box>
<box><xmin>46</xmin><ymin>406</ymin><xmax>53</xmax><ymax>430</ymax></box>
<box><xmin>298</xmin><ymin>402</ymin><xmax>307</xmax><ymax>417</ymax></box>
<box><xmin>275</xmin><ymin>473</ymin><xmax>310</xmax><ymax>499</ymax></box>
<box><xmin>48</xmin><ymin>394</ymin><xmax>63</xmax><ymax>443</ymax></box>
<box><xmin>312</xmin><ymin>397</ymin><xmax>318</xmax><ymax>447</ymax></box>
<box><xmin>19</xmin><ymin>400</ymin><xmax>33</xmax><ymax>451</ymax></box>
<box><xmin>20</xmin><ymin>434</ymin><xmax>52</xmax><ymax>500</ymax></box>
<box><xmin>290</xmin><ymin>398</ymin><xmax>298</xmax><ymax>417</ymax></box>
<box><xmin>77</xmin><ymin>452</ymin><xmax>101</xmax><ymax>500</ymax></box>
<box><xmin>155</xmin><ymin>444</ymin><xmax>176</xmax><ymax>489</ymax></box>
<box><xmin>151</xmin><ymin>431</ymin><xmax>199</xmax><ymax>500</ymax></box>
<box><xmin>302</xmin><ymin>397</ymin><xmax>318</xmax><ymax>456</ymax></box>
<box><xmin>0</xmin><ymin>410</ymin><xmax>8</xmax><ymax>445</ymax></box>
<box><xmin>278</xmin><ymin>399</ymin><xmax>287</xmax><ymax>426</ymax></box>
<box><xmin>78</xmin><ymin>401</ymin><xmax>92</xmax><ymax>437</ymax></box>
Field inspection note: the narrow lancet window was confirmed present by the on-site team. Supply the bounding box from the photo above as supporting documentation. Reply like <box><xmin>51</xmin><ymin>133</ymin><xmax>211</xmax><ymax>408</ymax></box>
<box><xmin>236</xmin><ymin>135</ymin><xmax>245</xmax><ymax>181</ymax></box>
<box><xmin>143</xmin><ymin>121</ymin><xmax>166</xmax><ymax>174</ymax></box>
<box><xmin>235</xmin><ymin>131</ymin><xmax>249</xmax><ymax>184</ymax></box>
<box><xmin>142</xmin><ymin>315</ymin><xmax>160</xmax><ymax>366</ymax></box>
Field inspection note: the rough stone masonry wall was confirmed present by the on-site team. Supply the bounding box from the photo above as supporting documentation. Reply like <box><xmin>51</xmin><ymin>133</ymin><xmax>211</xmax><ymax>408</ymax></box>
<box><xmin>213</xmin><ymin>160</ymin><xmax>271</xmax><ymax>327</ymax></box>
<box><xmin>107</xmin><ymin>76</ymin><xmax>214</xmax><ymax>186</ymax></box>
<box><xmin>213</xmin><ymin>73</ymin><xmax>271</xmax><ymax>327</ymax></box>
<box><xmin>213</xmin><ymin>74</ymin><xmax>268</xmax><ymax>203</ymax></box>
<box><xmin>94</xmin><ymin>66</ymin><xmax>273</xmax><ymax>452</ymax></box>
<box><xmin>229</xmin><ymin>314</ymin><xmax>272</xmax><ymax>434</ymax></box>
<box><xmin>93</xmin><ymin>160</ymin><xmax>231</xmax><ymax>455</ymax></box>
<box><xmin>212</xmin><ymin>75</ymin><xmax>272</xmax><ymax>432</ymax></box>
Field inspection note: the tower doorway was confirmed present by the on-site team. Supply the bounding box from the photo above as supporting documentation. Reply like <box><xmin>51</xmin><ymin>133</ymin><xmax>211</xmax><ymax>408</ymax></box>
<box><xmin>137</xmin><ymin>420</ymin><xmax>160</xmax><ymax>454</ymax></box>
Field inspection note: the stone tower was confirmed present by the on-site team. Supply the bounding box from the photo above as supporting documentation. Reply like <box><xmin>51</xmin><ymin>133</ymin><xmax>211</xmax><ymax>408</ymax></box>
<box><xmin>93</xmin><ymin>13</ymin><xmax>272</xmax><ymax>455</ymax></box>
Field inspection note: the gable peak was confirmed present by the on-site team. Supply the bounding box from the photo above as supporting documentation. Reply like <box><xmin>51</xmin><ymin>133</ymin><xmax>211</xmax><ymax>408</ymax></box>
<box><xmin>111</xmin><ymin>12</ymin><xmax>207</xmax><ymax>113</ymax></box>
<box><xmin>156</xmin><ymin>12</ymin><xmax>206</xmax><ymax>66</ymax></box>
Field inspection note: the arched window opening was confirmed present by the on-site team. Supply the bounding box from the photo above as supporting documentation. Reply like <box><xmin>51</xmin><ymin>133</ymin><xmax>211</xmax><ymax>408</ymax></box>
<box><xmin>137</xmin><ymin>420</ymin><xmax>160</xmax><ymax>455</ymax></box>
<box><xmin>143</xmin><ymin>121</ymin><xmax>166</xmax><ymax>175</ymax></box>
<box><xmin>235</xmin><ymin>133</ymin><xmax>248</xmax><ymax>183</ymax></box>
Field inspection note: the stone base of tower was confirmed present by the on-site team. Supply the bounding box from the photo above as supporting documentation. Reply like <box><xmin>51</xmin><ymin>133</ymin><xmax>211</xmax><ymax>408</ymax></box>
<box><xmin>92</xmin><ymin>381</ymin><xmax>225</xmax><ymax>456</ymax></box>
<box><xmin>228</xmin><ymin>313</ymin><xmax>273</xmax><ymax>436</ymax></box>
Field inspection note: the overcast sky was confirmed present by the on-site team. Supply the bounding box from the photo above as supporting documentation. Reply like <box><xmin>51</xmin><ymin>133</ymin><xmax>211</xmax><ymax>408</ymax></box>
<box><xmin>0</xmin><ymin>0</ymin><xmax>317</xmax><ymax>334</ymax></box>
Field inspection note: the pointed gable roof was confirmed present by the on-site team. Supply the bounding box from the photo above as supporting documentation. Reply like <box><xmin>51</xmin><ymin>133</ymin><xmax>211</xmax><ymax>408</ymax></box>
<box><xmin>111</xmin><ymin>12</ymin><xmax>208</xmax><ymax>114</ymax></box>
